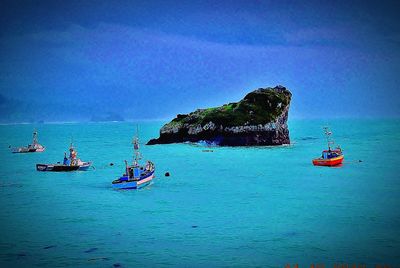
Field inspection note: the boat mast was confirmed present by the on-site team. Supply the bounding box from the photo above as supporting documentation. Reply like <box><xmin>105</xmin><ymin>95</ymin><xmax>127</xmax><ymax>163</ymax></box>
<box><xmin>69</xmin><ymin>137</ymin><xmax>77</xmax><ymax>165</ymax></box>
<box><xmin>132</xmin><ymin>125</ymin><xmax>142</xmax><ymax>165</ymax></box>
<box><xmin>69</xmin><ymin>137</ymin><xmax>74</xmax><ymax>155</ymax></box>
<box><xmin>323</xmin><ymin>126</ymin><xmax>334</xmax><ymax>150</ymax></box>
<box><xmin>32</xmin><ymin>130</ymin><xmax>38</xmax><ymax>145</ymax></box>
<box><xmin>124</xmin><ymin>160</ymin><xmax>129</xmax><ymax>176</ymax></box>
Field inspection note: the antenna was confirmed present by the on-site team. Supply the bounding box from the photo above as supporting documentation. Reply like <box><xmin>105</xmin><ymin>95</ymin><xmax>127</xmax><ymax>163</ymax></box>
<box><xmin>132</xmin><ymin>124</ymin><xmax>142</xmax><ymax>163</ymax></box>
<box><xmin>70</xmin><ymin>135</ymin><xmax>74</xmax><ymax>149</ymax></box>
<box><xmin>33</xmin><ymin>129</ymin><xmax>38</xmax><ymax>145</ymax></box>
<box><xmin>323</xmin><ymin>126</ymin><xmax>334</xmax><ymax>150</ymax></box>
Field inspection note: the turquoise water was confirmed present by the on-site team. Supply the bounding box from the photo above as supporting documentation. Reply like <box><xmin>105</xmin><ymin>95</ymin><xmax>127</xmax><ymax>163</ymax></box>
<box><xmin>0</xmin><ymin>119</ymin><xmax>399</xmax><ymax>267</ymax></box>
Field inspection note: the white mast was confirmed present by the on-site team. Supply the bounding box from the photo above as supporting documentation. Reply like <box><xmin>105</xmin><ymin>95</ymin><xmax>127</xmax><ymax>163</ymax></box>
<box><xmin>323</xmin><ymin>126</ymin><xmax>334</xmax><ymax>150</ymax></box>
<box><xmin>32</xmin><ymin>130</ymin><xmax>38</xmax><ymax>145</ymax></box>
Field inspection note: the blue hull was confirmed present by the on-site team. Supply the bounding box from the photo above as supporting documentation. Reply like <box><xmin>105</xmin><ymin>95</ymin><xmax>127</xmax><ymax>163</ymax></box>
<box><xmin>112</xmin><ymin>180</ymin><xmax>151</xmax><ymax>190</ymax></box>
<box><xmin>112</xmin><ymin>171</ymin><xmax>154</xmax><ymax>190</ymax></box>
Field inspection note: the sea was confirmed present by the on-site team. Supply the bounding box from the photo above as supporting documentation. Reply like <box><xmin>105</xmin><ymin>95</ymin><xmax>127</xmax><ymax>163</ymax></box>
<box><xmin>0</xmin><ymin>119</ymin><xmax>399</xmax><ymax>267</ymax></box>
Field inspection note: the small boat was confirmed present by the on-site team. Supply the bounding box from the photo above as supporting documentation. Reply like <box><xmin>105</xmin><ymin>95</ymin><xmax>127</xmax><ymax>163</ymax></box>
<box><xmin>12</xmin><ymin>130</ymin><xmax>45</xmax><ymax>153</ymax></box>
<box><xmin>112</xmin><ymin>132</ymin><xmax>155</xmax><ymax>189</ymax></box>
<box><xmin>312</xmin><ymin>127</ymin><xmax>344</xmax><ymax>167</ymax></box>
<box><xmin>36</xmin><ymin>142</ymin><xmax>92</xmax><ymax>172</ymax></box>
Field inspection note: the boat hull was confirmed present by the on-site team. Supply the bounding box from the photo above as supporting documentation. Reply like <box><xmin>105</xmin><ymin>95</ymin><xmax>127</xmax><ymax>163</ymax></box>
<box><xmin>112</xmin><ymin>171</ymin><xmax>154</xmax><ymax>190</ymax></box>
<box><xmin>36</xmin><ymin>164</ymin><xmax>79</xmax><ymax>171</ymax></box>
<box><xmin>12</xmin><ymin>147</ymin><xmax>45</xmax><ymax>153</ymax></box>
<box><xmin>36</xmin><ymin>162</ymin><xmax>92</xmax><ymax>172</ymax></box>
<box><xmin>312</xmin><ymin>155</ymin><xmax>344</xmax><ymax>166</ymax></box>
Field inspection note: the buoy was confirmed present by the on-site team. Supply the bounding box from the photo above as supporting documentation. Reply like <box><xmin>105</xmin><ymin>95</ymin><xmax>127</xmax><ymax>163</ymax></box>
<box><xmin>110</xmin><ymin>163</ymin><xmax>114</xmax><ymax>166</ymax></box>
<box><xmin>165</xmin><ymin>172</ymin><xmax>170</xmax><ymax>177</ymax></box>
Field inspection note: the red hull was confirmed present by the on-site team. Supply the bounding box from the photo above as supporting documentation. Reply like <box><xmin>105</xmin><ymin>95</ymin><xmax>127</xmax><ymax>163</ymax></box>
<box><xmin>312</xmin><ymin>155</ymin><xmax>344</xmax><ymax>166</ymax></box>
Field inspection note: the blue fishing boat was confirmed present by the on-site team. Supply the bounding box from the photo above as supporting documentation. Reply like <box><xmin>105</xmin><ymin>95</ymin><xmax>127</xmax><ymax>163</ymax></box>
<box><xmin>112</xmin><ymin>133</ymin><xmax>155</xmax><ymax>189</ymax></box>
<box><xmin>36</xmin><ymin>142</ymin><xmax>92</xmax><ymax>172</ymax></box>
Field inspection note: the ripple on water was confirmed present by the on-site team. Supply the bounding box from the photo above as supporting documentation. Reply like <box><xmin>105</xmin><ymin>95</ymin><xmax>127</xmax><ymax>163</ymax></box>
<box><xmin>42</xmin><ymin>245</ymin><xmax>57</xmax><ymax>250</ymax></box>
<box><xmin>84</xmin><ymin>247</ymin><xmax>98</xmax><ymax>253</ymax></box>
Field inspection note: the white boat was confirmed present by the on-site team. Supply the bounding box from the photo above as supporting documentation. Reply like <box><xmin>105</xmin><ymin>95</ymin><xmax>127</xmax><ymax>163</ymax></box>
<box><xmin>12</xmin><ymin>130</ymin><xmax>45</xmax><ymax>153</ymax></box>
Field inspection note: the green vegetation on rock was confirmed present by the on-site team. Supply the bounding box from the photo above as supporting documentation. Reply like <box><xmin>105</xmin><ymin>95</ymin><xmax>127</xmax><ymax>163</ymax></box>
<box><xmin>147</xmin><ymin>85</ymin><xmax>292</xmax><ymax>146</ymax></box>
<box><xmin>169</xmin><ymin>86</ymin><xmax>291</xmax><ymax>127</ymax></box>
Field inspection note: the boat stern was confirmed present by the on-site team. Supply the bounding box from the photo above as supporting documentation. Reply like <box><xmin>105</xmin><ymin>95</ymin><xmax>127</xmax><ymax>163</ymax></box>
<box><xmin>78</xmin><ymin>162</ymin><xmax>92</xmax><ymax>171</ymax></box>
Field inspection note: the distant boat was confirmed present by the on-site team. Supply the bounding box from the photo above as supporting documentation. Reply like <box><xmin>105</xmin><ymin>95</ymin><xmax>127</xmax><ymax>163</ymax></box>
<box><xmin>36</xmin><ymin>142</ymin><xmax>91</xmax><ymax>172</ymax></box>
<box><xmin>12</xmin><ymin>130</ymin><xmax>45</xmax><ymax>153</ymax></box>
<box><xmin>112</xmin><ymin>131</ymin><xmax>155</xmax><ymax>189</ymax></box>
<box><xmin>312</xmin><ymin>127</ymin><xmax>344</xmax><ymax>166</ymax></box>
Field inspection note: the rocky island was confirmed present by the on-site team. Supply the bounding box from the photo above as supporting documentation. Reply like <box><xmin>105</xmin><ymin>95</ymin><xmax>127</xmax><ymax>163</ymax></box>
<box><xmin>147</xmin><ymin>85</ymin><xmax>292</xmax><ymax>146</ymax></box>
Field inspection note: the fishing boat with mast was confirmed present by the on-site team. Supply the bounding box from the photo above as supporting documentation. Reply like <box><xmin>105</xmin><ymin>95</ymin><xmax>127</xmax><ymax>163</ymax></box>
<box><xmin>112</xmin><ymin>132</ymin><xmax>155</xmax><ymax>189</ymax></box>
<box><xmin>36</xmin><ymin>142</ymin><xmax>92</xmax><ymax>171</ymax></box>
<box><xmin>11</xmin><ymin>130</ymin><xmax>45</xmax><ymax>153</ymax></box>
<box><xmin>312</xmin><ymin>127</ymin><xmax>344</xmax><ymax>166</ymax></box>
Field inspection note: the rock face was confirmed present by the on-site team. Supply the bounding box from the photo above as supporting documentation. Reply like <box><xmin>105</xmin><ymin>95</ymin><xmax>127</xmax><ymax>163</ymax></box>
<box><xmin>147</xmin><ymin>85</ymin><xmax>292</xmax><ymax>146</ymax></box>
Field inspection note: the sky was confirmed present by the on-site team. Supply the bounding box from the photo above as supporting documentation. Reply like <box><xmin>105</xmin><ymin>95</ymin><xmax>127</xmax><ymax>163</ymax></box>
<box><xmin>0</xmin><ymin>0</ymin><xmax>399</xmax><ymax>122</ymax></box>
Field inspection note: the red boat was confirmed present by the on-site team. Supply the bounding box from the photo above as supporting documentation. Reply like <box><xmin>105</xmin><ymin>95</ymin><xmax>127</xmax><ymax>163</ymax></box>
<box><xmin>312</xmin><ymin>127</ymin><xmax>344</xmax><ymax>167</ymax></box>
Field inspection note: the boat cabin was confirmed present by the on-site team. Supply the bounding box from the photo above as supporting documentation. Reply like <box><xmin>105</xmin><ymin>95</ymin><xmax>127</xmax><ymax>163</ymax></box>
<box><xmin>126</xmin><ymin>166</ymin><xmax>141</xmax><ymax>179</ymax></box>
<box><xmin>321</xmin><ymin>149</ymin><xmax>341</xmax><ymax>159</ymax></box>
<box><xmin>126</xmin><ymin>162</ymin><xmax>153</xmax><ymax>180</ymax></box>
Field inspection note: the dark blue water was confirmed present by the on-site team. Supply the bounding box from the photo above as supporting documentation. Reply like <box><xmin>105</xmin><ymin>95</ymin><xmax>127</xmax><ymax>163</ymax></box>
<box><xmin>0</xmin><ymin>119</ymin><xmax>399</xmax><ymax>267</ymax></box>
